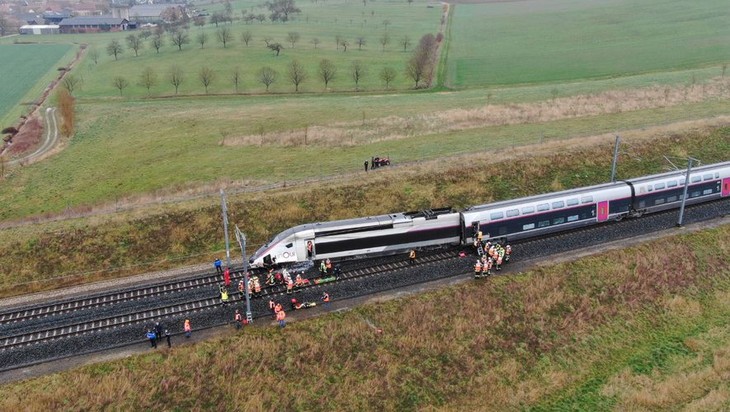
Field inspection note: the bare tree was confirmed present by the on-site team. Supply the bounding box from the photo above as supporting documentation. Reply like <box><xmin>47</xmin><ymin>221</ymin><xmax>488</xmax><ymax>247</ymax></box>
<box><xmin>89</xmin><ymin>48</ymin><xmax>100</xmax><ymax>64</ymax></box>
<box><xmin>193</xmin><ymin>16</ymin><xmax>206</xmax><ymax>28</ymax></box>
<box><xmin>231</xmin><ymin>66</ymin><xmax>242</xmax><ymax>93</ymax></box>
<box><xmin>382</xmin><ymin>19</ymin><xmax>391</xmax><ymax>30</ymax></box>
<box><xmin>311</xmin><ymin>37</ymin><xmax>321</xmax><ymax>49</ymax></box>
<box><xmin>138</xmin><ymin>67</ymin><xmax>158</xmax><ymax>95</ymax></box>
<box><xmin>356</xmin><ymin>36</ymin><xmax>366</xmax><ymax>50</ymax></box>
<box><xmin>62</xmin><ymin>75</ymin><xmax>80</xmax><ymax>94</ymax></box>
<box><xmin>210</xmin><ymin>12</ymin><xmax>224</xmax><ymax>27</ymax></box>
<box><xmin>287</xmin><ymin>59</ymin><xmax>307</xmax><ymax>92</ymax></box>
<box><xmin>379</xmin><ymin>66</ymin><xmax>397</xmax><ymax>89</ymax></box>
<box><xmin>151</xmin><ymin>34</ymin><xmax>164</xmax><ymax>53</ymax></box>
<box><xmin>405</xmin><ymin>34</ymin><xmax>437</xmax><ymax>88</ymax></box>
<box><xmin>267</xmin><ymin>42</ymin><xmax>283</xmax><ymax>56</ymax></box>
<box><xmin>196</xmin><ymin>32</ymin><xmax>208</xmax><ymax>48</ymax></box>
<box><xmin>126</xmin><ymin>34</ymin><xmax>143</xmax><ymax>56</ymax></box>
<box><xmin>340</xmin><ymin>39</ymin><xmax>349</xmax><ymax>52</ymax></box>
<box><xmin>351</xmin><ymin>60</ymin><xmax>367</xmax><ymax>90</ymax></box>
<box><xmin>401</xmin><ymin>35</ymin><xmax>411</xmax><ymax>52</ymax></box>
<box><xmin>256</xmin><ymin>14</ymin><xmax>266</xmax><ymax>23</ymax></box>
<box><xmin>335</xmin><ymin>34</ymin><xmax>342</xmax><ymax>50</ymax></box>
<box><xmin>224</xmin><ymin>0</ymin><xmax>234</xmax><ymax>19</ymax></box>
<box><xmin>199</xmin><ymin>67</ymin><xmax>215</xmax><ymax>94</ymax></box>
<box><xmin>287</xmin><ymin>31</ymin><xmax>300</xmax><ymax>48</ymax></box>
<box><xmin>113</xmin><ymin>76</ymin><xmax>129</xmax><ymax>96</ymax></box>
<box><xmin>0</xmin><ymin>12</ymin><xmax>15</xmax><ymax>37</ymax></box>
<box><xmin>170</xmin><ymin>30</ymin><xmax>190</xmax><ymax>51</ymax></box>
<box><xmin>217</xmin><ymin>27</ymin><xmax>233</xmax><ymax>48</ymax></box>
<box><xmin>169</xmin><ymin>65</ymin><xmax>184</xmax><ymax>94</ymax></box>
<box><xmin>318</xmin><ymin>59</ymin><xmax>337</xmax><ymax>89</ymax></box>
<box><xmin>379</xmin><ymin>33</ymin><xmax>390</xmax><ymax>52</ymax></box>
<box><xmin>258</xmin><ymin>66</ymin><xmax>277</xmax><ymax>92</ymax></box>
<box><xmin>106</xmin><ymin>40</ymin><xmax>123</xmax><ymax>60</ymax></box>
<box><xmin>266</xmin><ymin>0</ymin><xmax>301</xmax><ymax>22</ymax></box>
<box><xmin>241</xmin><ymin>30</ymin><xmax>253</xmax><ymax>46</ymax></box>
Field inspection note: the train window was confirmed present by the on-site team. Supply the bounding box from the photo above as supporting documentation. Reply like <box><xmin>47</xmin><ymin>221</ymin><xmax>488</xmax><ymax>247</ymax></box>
<box><xmin>667</xmin><ymin>180</ymin><xmax>678</xmax><ymax>188</ymax></box>
<box><xmin>285</xmin><ymin>243</ymin><xmax>293</xmax><ymax>248</ymax></box>
<box><xmin>552</xmin><ymin>201</ymin><xmax>564</xmax><ymax>209</ymax></box>
<box><xmin>647</xmin><ymin>185</ymin><xmax>653</xmax><ymax>192</ymax></box>
<box><xmin>567</xmin><ymin>215</ymin><xmax>579</xmax><ymax>222</ymax></box>
<box><xmin>715</xmin><ymin>172</ymin><xmax>720</xmax><ymax>178</ymax></box>
<box><xmin>506</xmin><ymin>209</ymin><xmax>519</xmax><ymax>217</ymax></box>
<box><xmin>704</xmin><ymin>173</ymin><xmax>713</xmax><ymax>181</ymax></box>
<box><xmin>668</xmin><ymin>195</ymin><xmax>677</xmax><ymax>202</ymax></box>
<box><xmin>490</xmin><ymin>212</ymin><xmax>504</xmax><ymax>220</ymax></box>
<box><xmin>522</xmin><ymin>223</ymin><xmax>535</xmax><ymax>230</ymax></box>
<box><xmin>679</xmin><ymin>178</ymin><xmax>686</xmax><ymax>185</ymax></box>
<box><xmin>538</xmin><ymin>220</ymin><xmax>550</xmax><ymax>228</ymax></box>
<box><xmin>639</xmin><ymin>186</ymin><xmax>646</xmax><ymax>194</ymax></box>
<box><xmin>567</xmin><ymin>198</ymin><xmax>579</xmax><ymax>206</ymax></box>
<box><xmin>691</xmin><ymin>191</ymin><xmax>700</xmax><ymax>198</ymax></box>
<box><xmin>655</xmin><ymin>198</ymin><xmax>665</xmax><ymax>205</ymax></box>
<box><xmin>654</xmin><ymin>183</ymin><xmax>665</xmax><ymax>190</ymax></box>
<box><xmin>537</xmin><ymin>203</ymin><xmax>550</xmax><ymax>212</ymax></box>
<box><xmin>521</xmin><ymin>206</ymin><xmax>534</xmax><ymax>214</ymax></box>
<box><xmin>703</xmin><ymin>188</ymin><xmax>713</xmax><ymax>195</ymax></box>
<box><xmin>581</xmin><ymin>196</ymin><xmax>593</xmax><ymax>204</ymax></box>
<box><xmin>691</xmin><ymin>176</ymin><xmax>701</xmax><ymax>183</ymax></box>
<box><xmin>553</xmin><ymin>217</ymin><xmax>565</xmax><ymax>225</ymax></box>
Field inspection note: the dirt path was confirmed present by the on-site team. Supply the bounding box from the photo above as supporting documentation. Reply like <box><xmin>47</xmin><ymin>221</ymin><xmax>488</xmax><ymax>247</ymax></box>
<box><xmin>7</xmin><ymin>107</ymin><xmax>58</xmax><ymax>166</ymax></box>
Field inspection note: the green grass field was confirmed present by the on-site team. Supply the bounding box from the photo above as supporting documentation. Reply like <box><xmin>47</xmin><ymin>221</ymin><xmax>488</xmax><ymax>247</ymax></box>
<box><xmin>0</xmin><ymin>44</ymin><xmax>73</xmax><ymax>127</ymax></box>
<box><xmin>447</xmin><ymin>0</ymin><xmax>730</xmax><ymax>87</ymax></box>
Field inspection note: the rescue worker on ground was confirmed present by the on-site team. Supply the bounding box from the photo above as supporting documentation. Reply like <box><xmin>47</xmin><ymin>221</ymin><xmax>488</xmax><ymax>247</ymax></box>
<box><xmin>295</xmin><ymin>273</ymin><xmax>309</xmax><ymax>289</ymax></box>
<box><xmin>484</xmin><ymin>257</ymin><xmax>493</xmax><ymax>277</ymax></box>
<box><xmin>322</xmin><ymin>291</ymin><xmax>331</xmax><ymax>309</ymax></box>
<box><xmin>146</xmin><ymin>329</ymin><xmax>157</xmax><ymax>348</ymax></box>
<box><xmin>409</xmin><ymin>249</ymin><xmax>416</xmax><ymax>265</ymax></box>
<box><xmin>265</xmin><ymin>269</ymin><xmax>276</xmax><ymax>286</ymax></box>
<box><xmin>214</xmin><ymin>258</ymin><xmax>223</xmax><ymax>274</ymax></box>
<box><xmin>154</xmin><ymin>321</ymin><xmax>164</xmax><ymax>344</ymax></box>
<box><xmin>474</xmin><ymin>259</ymin><xmax>483</xmax><ymax>279</ymax></box>
<box><xmin>269</xmin><ymin>299</ymin><xmax>276</xmax><ymax>313</ymax></box>
<box><xmin>234</xmin><ymin>309</ymin><xmax>243</xmax><ymax>330</ymax></box>
<box><xmin>220</xmin><ymin>284</ymin><xmax>229</xmax><ymax>303</ymax></box>
<box><xmin>325</xmin><ymin>259</ymin><xmax>333</xmax><ymax>274</ymax></box>
<box><xmin>274</xmin><ymin>302</ymin><xmax>283</xmax><ymax>319</ymax></box>
<box><xmin>277</xmin><ymin>309</ymin><xmax>286</xmax><ymax>328</ymax></box>
<box><xmin>286</xmin><ymin>277</ymin><xmax>294</xmax><ymax>294</ymax></box>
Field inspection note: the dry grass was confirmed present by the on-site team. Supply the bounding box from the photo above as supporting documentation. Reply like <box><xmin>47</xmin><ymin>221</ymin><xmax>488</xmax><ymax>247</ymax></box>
<box><xmin>223</xmin><ymin>78</ymin><xmax>730</xmax><ymax>147</ymax></box>
<box><xmin>1</xmin><ymin>220</ymin><xmax>729</xmax><ymax>410</ymax></box>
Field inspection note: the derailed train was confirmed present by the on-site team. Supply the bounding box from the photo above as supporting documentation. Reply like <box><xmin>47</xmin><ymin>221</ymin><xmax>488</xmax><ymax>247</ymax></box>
<box><xmin>250</xmin><ymin>161</ymin><xmax>730</xmax><ymax>268</ymax></box>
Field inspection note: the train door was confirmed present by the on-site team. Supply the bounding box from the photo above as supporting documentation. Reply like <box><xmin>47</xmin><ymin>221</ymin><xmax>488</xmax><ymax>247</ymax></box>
<box><xmin>723</xmin><ymin>177</ymin><xmax>730</xmax><ymax>197</ymax></box>
<box><xmin>597</xmin><ymin>201</ymin><xmax>609</xmax><ymax>222</ymax></box>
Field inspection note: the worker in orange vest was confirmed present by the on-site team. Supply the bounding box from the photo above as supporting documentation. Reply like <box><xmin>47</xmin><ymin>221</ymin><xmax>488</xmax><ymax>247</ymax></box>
<box><xmin>276</xmin><ymin>309</ymin><xmax>286</xmax><ymax>328</ymax></box>
<box><xmin>322</xmin><ymin>291</ymin><xmax>331</xmax><ymax>309</ymax></box>
<box><xmin>474</xmin><ymin>260</ymin><xmax>483</xmax><ymax>279</ymax></box>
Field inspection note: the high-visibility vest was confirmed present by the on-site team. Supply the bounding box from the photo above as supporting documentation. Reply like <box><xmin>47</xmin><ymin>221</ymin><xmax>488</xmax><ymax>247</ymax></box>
<box><xmin>235</xmin><ymin>313</ymin><xmax>242</xmax><ymax>322</ymax></box>
<box><xmin>323</xmin><ymin>293</ymin><xmax>330</xmax><ymax>302</ymax></box>
<box><xmin>474</xmin><ymin>262</ymin><xmax>482</xmax><ymax>271</ymax></box>
<box><xmin>184</xmin><ymin>321</ymin><xmax>191</xmax><ymax>332</ymax></box>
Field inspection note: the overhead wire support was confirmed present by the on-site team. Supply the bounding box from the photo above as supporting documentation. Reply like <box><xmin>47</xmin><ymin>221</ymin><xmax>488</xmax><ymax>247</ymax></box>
<box><xmin>220</xmin><ymin>190</ymin><xmax>232</xmax><ymax>269</ymax></box>
<box><xmin>234</xmin><ymin>225</ymin><xmax>253</xmax><ymax>323</ymax></box>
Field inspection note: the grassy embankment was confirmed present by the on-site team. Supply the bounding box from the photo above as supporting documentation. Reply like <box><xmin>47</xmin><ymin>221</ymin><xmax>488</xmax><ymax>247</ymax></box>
<box><xmin>1</xmin><ymin>221</ymin><xmax>728</xmax><ymax>409</ymax></box>
<box><xmin>0</xmin><ymin>125</ymin><xmax>728</xmax><ymax>298</ymax></box>
<box><xmin>0</xmin><ymin>44</ymin><xmax>75</xmax><ymax>128</ymax></box>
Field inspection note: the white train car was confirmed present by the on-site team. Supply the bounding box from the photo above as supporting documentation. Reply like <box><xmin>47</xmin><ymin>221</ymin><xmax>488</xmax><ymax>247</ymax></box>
<box><xmin>250</xmin><ymin>208</ymin><xmax>461</xmax><ymax>268</ymax></box>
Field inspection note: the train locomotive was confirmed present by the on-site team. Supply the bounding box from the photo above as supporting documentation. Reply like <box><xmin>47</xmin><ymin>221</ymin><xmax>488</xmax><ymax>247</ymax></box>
<box><xmin>250</xmin><ymin>161</ymin><xmax>730</xmax><ymax>268</ymax></box>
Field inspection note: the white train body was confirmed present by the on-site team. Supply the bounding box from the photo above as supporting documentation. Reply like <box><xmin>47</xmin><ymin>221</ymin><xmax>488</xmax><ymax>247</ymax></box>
<box><xmin>249</xmin><ymin>161</ymin><xmax>730</xmax><ymax>268</ymax></box>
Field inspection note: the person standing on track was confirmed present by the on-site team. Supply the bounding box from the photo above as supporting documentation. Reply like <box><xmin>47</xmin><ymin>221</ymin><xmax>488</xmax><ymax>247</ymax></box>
<box><xmin>223</xmin><ymin>267</ymin><xmax>231</xmax><ymax>287</ymax></box>
<box><xmin>214</xmin><ymin>258</ymin><xmax>223</xmax><ymax>275</ymax></box>
<box><xmin>165</xmin><ymin>330</ymin><xmax>172</xmax><ymax>348</ymax></box>
<box><xmin>409</xmin><ymin>249</ymin><xmax>416</xmax><ymax>265</ymax></box>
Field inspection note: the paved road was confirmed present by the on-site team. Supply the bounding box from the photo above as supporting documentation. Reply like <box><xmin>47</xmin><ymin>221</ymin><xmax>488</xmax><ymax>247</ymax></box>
<box><xmin>7</xmin><ymin>107</ymin><xmax>58</xmax><ymax>166</ymax></box>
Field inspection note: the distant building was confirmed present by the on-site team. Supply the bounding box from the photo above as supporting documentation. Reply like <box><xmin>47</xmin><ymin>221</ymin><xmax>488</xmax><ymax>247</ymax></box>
<box><xmin>43</xmin><ymin>10</ymin><xmax>72</xmax><ymax>24</ymax></box>
<box><xmin>112</xmin><ymin>4</ymin><xmax>187</xmax><ymax>24</ymax></box>
<box><xmin>58</xmin><ymin>16</ymin><xmax>129</xmax><ymax>33</ymax></box>
<box><xmin>19</xmin><ymin>24</ymin><xmax>60</xmax><ymax>35</ymax></box>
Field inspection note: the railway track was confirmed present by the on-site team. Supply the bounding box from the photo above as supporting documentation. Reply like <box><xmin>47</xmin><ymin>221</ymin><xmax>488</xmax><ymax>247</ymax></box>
<box><xmin>0</xmin><ymin>198</ymin><xmax>727</xmax><ymax>371</ymax></box>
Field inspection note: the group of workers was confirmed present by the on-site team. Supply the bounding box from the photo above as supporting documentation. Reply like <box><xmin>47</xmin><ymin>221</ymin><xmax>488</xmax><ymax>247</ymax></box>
<box><xmin>472</xmin><ymin>231</ymin><xmax>512</xmax><ymax>279</ymax></box>
<box><xmin>144</xmin><ymin>319</ymin><xmax>191</xmax><ymax>349</ymax></box>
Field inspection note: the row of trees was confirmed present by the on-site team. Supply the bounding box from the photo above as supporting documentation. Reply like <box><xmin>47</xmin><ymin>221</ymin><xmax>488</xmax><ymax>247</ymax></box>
<box><xmin>106</xmin><ymin>59</ymin><xmax>401</xmax><ymax>96</ymax></box>
<box><xmin>97</xmin><ymin>29</ymin><xmax>416</xmax><ymax>61</ymax></box>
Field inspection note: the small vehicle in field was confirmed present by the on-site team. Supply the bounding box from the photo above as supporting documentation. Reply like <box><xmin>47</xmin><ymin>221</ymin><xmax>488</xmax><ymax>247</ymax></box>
<box><xmin>372</xmin><ymin>156</ymin><xmax>391</xmax><ymax>168</ymax></box>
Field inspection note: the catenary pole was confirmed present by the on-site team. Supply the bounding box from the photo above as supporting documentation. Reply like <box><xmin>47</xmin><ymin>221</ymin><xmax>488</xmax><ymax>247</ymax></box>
<box><xmin>610</xmin><ymin>135</ymin><xmax>621</xmax><ymax>183</ymax></box>
<box><xmin>235</xmin><ymin>226</ymin><xmax>253</xmax><ymax>323</ymax></box>
<box><xmin>220</xmin><ymin>190</ymin><xmax>232</xmax><ymax>269</ymax></box>
<box><xmin>677</xmin><ymin>158</ymin><xmax>696</xmax><ymax>227</ymax></box>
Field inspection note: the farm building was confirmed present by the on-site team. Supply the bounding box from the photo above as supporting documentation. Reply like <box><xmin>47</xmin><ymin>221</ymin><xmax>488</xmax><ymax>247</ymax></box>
<box><xmin>58</xmin><ymin>16</ymin><xmax>130</xmax><ymax>34</ymax></box>
<box><xmin>111</xmin><ymin>4</ymin><xmax>188</xmax><ymax>24</ymax></box>
<box><xmin>19</xmin><ymin>25</ymin><xmax>60</xmax><ymax>35</ymax></box>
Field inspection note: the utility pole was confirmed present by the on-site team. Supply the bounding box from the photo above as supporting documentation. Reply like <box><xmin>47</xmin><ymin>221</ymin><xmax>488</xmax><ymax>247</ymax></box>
<box><xmin>677</xmin><ymin>157</ymin><xmax>698</xmax><ymax>227</ymax></box>
<box><xmin>220</xmin><ymin>190</ymin><xmax>232</xmax><ymax>269</ymax></box>
<box><xmin>234</xmin><ymin>226</ymin><xmax>253</xmax><ymax>323</ymax></box>
<box><xmin>610</xmin><ymin>135</ymin><xmax>621</xmax><ymax>183</ymax></box>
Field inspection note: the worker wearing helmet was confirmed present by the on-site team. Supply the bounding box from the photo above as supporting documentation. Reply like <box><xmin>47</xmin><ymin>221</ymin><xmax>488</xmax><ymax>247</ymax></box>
<box><xmin>474</xmin><ymin>260</ymin><xmax>483</xmax><ymax>279</ymax></box>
